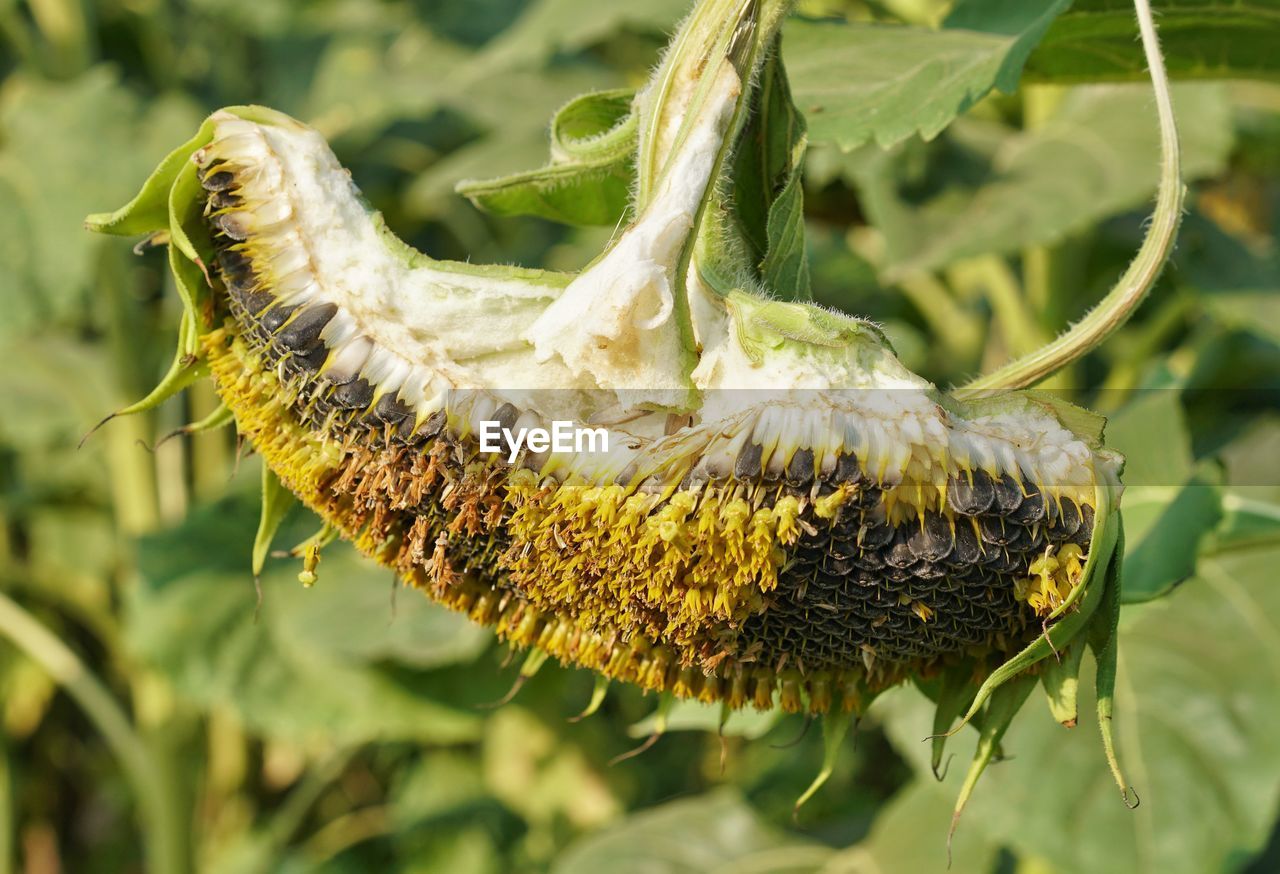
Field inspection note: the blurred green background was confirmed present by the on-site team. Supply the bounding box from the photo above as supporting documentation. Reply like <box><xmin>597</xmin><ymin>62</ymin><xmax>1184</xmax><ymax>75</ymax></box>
<box><xmin>1</xmin><ymin>0</ymin><xmax>1279</xmax><ymax>872</ymax></box>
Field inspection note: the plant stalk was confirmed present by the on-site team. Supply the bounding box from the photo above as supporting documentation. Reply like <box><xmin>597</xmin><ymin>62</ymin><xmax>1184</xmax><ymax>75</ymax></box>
<box><xmin>0</xmin><ymin>737</ymin><xmax>11</xmax><ymax>874</ymax></box>
<box><xmin>960</xmin><ymin>0</ymin><xmax>1182</xmax><ymax>394</ymax></box>
<box><xmin>0</xmin><ymin>593</ymin><xmax>183</xmax><ymax>874</ymax></box>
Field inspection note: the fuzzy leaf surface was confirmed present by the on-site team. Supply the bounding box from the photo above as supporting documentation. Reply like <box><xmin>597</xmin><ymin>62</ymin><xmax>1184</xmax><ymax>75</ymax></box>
<box><xmin>785</xmin><ymin>0</ymin><xmax>1070</xmax><ymax>151</ymax></box>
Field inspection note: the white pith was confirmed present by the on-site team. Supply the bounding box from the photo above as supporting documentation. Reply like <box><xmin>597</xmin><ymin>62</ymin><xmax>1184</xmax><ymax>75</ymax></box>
<box><xmin>198</xmin><ymin>107</ymin><xmax>1114</xmax><ymax>500</ymax></box>
<box><xmin>524</xmin><ymin>64</ymin><xmax>743</xmax><ymax>411</ymax></box>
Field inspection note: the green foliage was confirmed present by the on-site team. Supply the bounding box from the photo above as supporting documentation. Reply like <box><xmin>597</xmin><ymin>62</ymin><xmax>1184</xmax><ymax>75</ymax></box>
<box><xmin>853</xmin><ymin>84</ymin><xmax>1235</xmax><ymax>276</ymax></box>
<box><xmin>551</xmin><ymin>789</ymin><xmax>833</xmax><ymax>874</ymax></box>
<box><xmin>128</xmin><ymin>485</ymin><xmax>488</xmax><ymax>745</ymax></box>
<box><xmin>1026</xmin><ymin>0</ymin><xmax>1280</xmax><ymax>83</ymax></box>
<box><xmin>786</xmin><ymin>0</ymin><xmax>1071</xmax><ymax>151</ymax></box>
<box><xmin>876</xmin><ymin>543</ymin><xmax>1280</xmax><ymax>874</ymax></box>
<box><xmin>457</xmin><ymin>89</ymin><xmax>638</xmax><ymax>225</ymax></box>
<box><xmin>2</xmin><ymin>0</ymin><xmax>1279</xmax><ymax>872</ymax></box>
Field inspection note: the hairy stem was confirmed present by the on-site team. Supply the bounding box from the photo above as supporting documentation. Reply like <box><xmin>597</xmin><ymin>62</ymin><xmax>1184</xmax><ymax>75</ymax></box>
<box><xmin>0</xmin><ymin>593</ymin><xmax>184</xmax><ymax>874</ymax></box>
<box><xmin>960</xmin><ymin>0</ymin><xmax>1182</xmax><ymax>394</ymax></box>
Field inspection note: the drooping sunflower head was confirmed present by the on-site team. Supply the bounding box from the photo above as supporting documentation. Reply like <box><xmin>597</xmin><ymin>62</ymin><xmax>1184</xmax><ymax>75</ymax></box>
<box><xmin>87</xmin><ymin>0</ymin><xmax>1135</xmax><ymax>835</ymax></box>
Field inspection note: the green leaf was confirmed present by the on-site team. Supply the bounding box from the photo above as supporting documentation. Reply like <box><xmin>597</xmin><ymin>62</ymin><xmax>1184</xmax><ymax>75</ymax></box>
<box><xmin>855</xmin><ymin>84</ymin><xmax>1233</xmax><ymax>276</ymax></box>
<box><xmin>1179</xmin><ymin>215</ymin><xmax>1280</xmax><ymax>345</ymax></box>
<box><xmin>794</xmin><ymin>711</ymin><xmax>851</xmax><ymax>815</ymax></box>
<box><xmin>0</xmin><ymin>69</ymin><xmax>203</xmax><ymax>334</ymax></box>
<box><xmin>1211</xmin><ymin>490</ymin><xmax>1280</xmax><ymax>552</ymax></box>
<box><xmin>405</xmin><ymin>66</ymin><xmax>610</xmax><ymax>218</ymax></box>
<box><xmin>253</xmin><ymin>467</ymin><xmax>295</xmax><ymax>579</ymax></box>
<box><xmin>1025</xmin><ymin>0</ymin><xmax>1280</xmax><ymax>84</ymax></box>
<box><xmin>785</xmin><ymin>0</ymin><xmax>1071</xmax><ymax>152</ymax></box>
<box><xmin>551</xmin><ymin>789</ymin><xmax>832</xmax><ymax>874</ymax></box>
<box><xmin>727</xmin><ymin>43</ymin><xmax>813</xmax><ymax>298</ymax></box>
<box><xmin>127</xmin><ymin>488</ymin><xmax>485</xmax><ymax>744</ymax></box>
<box><xmin>277</xmin><ymin>571</ymin><xmax>490</xmax><ymax>670</ymax></box>
<box><xmin>84</xmin><ymin>114</ymin><xmax>217</xmax><ymax>236</ymax></box>
<box><xmin>1089</xmin><ymin>522</ymin><xmax>1133</xmax><ymax>805</ymax></box>
<box><xmin>877</xmin><ymin>543</ymin><xmax>1280</xmax><ymax>874</ymax></box>
<box><xmin>457</xmin><ymin>89</ymin><xmax>637</xmax><ymax>226</ymax></box>
<box><xmin>1105</xmin><ymin>375</ymin><xmax>1193</xmax><ymax>487</ymax></box>
<box><xmin>475</xmin><ymin>0</ymin><xmax>689</xmax><ymax>69</ymax></box>
<box><xmin>626</xmin><ymin>698</ymin><xmax>781</xmax><ymax>739</ymax></box>
<box><xmin>1040</xmin><ymin>641</ymin><xmax>1085</xmax><ymax>726</ymax></box>
<box><xmin>1121</xmin><ymin>468</ymin><xmax>1224</xmax><ymax>604</ymax></box>
<box><xmin>391</xmin><ymin>751</ymin><xmax>490</xmax><ymax>828</ymax></box>
<box><xmin>821</xmin><ymin>780</ymin><xmax>999</xmax><ymax>874</ymax></box>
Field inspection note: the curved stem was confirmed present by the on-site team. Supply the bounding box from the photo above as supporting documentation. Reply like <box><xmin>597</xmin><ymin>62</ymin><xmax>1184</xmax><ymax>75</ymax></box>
<box><xmin>0</xmin><ymin>592</ymin><xmax>183</xmax><ymax>874</ymax></box>
<box><xmin>960</xmin><ymin>0</ymin><xmax>1182</xmax><ymax>394</ymax></box>
<box><xmin>301</xmin><ymin>806</ymin><xmax>392</xmax><ymax>865</ymax></box>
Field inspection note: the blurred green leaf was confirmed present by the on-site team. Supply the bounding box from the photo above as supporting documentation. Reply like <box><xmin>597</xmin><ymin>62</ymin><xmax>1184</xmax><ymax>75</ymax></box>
<box><xmin>405</xmin><ymin>66</ymin><xmax>611</xmax><ymax>218</ymax></box>
<box><xmin>391</xmin><ymin>751</ymin><xmax>491</xmax><ymax>828</ymax></box>
<box><xmin>877</xmin><ymin>543</ymin><xmax>1280</xmax><ymax>874</ymax></box>
<box><xmin>0</xmin><ymin>69</ymin><xmax>202</xmax><ymax>334</ymax></box>
<box><xmin>819</xmin><ymin>780</ymin><xmax>997</xmax><ymax>874</ymax></box>
<box><xmin>1120</xmin><ymin>468</ymin><xmax>1224</xmax><ymax>603</ymax></box>
<box><xmin>855</xmin><ymin>84</ymin><xmax>1233</xmax><ymax>276</ymax></box>
<box><xmin>552</xmin><ymin>789</ymin><xmax>832</xmax><ymax>874</ymax></box>
<box><xmin>475</xmin><ymin>0</ymin><xmax>688</xmax><ymax>68</ymax></box>
<box><xmin>1106</xmin><ymin>378</ymin><xmax>1193</xmax><ymax>487</ymax></box>
<box><xmin>1179</xmin><ymin>215</ymin><xmax>1280</xmax><ymax>345</ymax></box>
<box><xmin>1025</xmin><ymin>0</ymin><xmax>1280</xmax><ymax>83</ymax></box>
<box><xmin>1210</xmin><ymin>419</ymin><xmax>1280</xmax><ymax>550</ymax></box>
<box><xmin>1210</xmin><ymin>490</ymin><xmax>1280</xmax><ymax>551</ymax></box>
<box><xmin>303</xmin><ymin>26</ymin><xmax>471</xmax><ymax>140</ymax></box>
<box><xmin>398</xmin><ymin>826</ymin><xmax>502</xmax><ymax>874</ymax></box>
<box><xmin>278</xmin><ymin>569</ymin><xmax>490</xmax><ymax>670</ymax></box>
<box><xmin>786</xmin><ymin>0</ymin><xmax>1070</xmax><ymax>151</ymax></box>
<box><xmin>0</xmin><ymin>336</ymin><xmax>120</xmax><ymax>447</ymax></box>
<box><xmin>627</xmin><ymin>698</ymin><xmax>781</xmax><ymax>739</ymax></box>
<box><xmin>1105</xmin><ymin>380</ymin><xmax>1227</xmax><ymax>603</ymax></box>
<box><xmin>483</xmin><ymin>706</ymin><xmax>620</xmax><ymax>830</ymax></box>
<box><xmin>128</xmin><ymin>488</ymin><xmax>485</xmax><ymax>744</ymax></box>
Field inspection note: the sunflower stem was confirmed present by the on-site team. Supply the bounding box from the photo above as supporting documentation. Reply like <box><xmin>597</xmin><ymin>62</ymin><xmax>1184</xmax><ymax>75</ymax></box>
<box><xmin>960</xmin><ymin>0</ymin><xmax>1182</xmax><ymax>394</ymax></box>
<box><xmin>0</xmin><ymin>737</ymin><xmax>11</xmax><ymax>874</ymax></box>
<box><xmin>0</xmin><ymin>592</ymin><xmax>184</xmax><ymax>874</ymax></box>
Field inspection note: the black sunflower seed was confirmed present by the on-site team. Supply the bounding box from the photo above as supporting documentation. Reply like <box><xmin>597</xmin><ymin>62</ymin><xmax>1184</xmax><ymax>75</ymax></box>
<box><xmin>833</xmin><ymin>453</ymin><xmax>862</xmax><ymax>485</ymax></box>
<box><xmin>1048</xmin><ymin>499</ymin><xmax>1082</xmax><ymax>540</ymax></box>
<box><xmin>859</xmin><ymin>522</ymin><xmax>894</xmax><ymax>550</ymax></box>
<box><xmin>734</xmin><ymin>442</ymin><xmax>763</xmax><ymax>480</ymax></box>
<box><xmin>785</xmin><ymin>448</ymin><xmax>815</xmax><ymax>487</ymax></box>
<box><xmin>332</xmin><ymin>378</ymin><xmax>373</xmax><ymax>409</ymax></box>
<box><xmin>260</xmin><ymin>303</ymin><xmax>298</xmax><ymax>333</ymax></box>
<box><xmin>277</xmin><ymin>303</ymin><xmax>337</xmax><ymax>351</ymax></box>
<box><xmin>993</xmin><ymin>473</ymin><xmax>1025</xmax><ymax>515</ymax></box>
<box><xmin>370</xmin><ymin>393</ymin><xmax>412</xmax><ymax>424</ymax></box>
<box><xmin>948</xmin><ymin>470</ymin><xmax>995</xmax><ymax>515</ymax></box>
<box><xmin>907</xmin><ymin>512</ymin><xmax>954</xmax><ymax>563</ymax></box>
<box><xmin>200</xmin><ymin>170</ymin><xmax>236</xmax><ymax>191</ymax></box>
<box><xmin>978</xmin><ymin>515</ymin><xmax>1010</xmax><ymax>545</ymax></box>
<box><xmin>1009</xmin><ymin>485</ymin><xmax>1047</xmax><ymax>524</ymax></box>
<box><xmin>886</xmin><ymin>529</ymin><xmax>916</xmax><ymax>569</ymax></box>
<box><xmin>949</xmin><ymin>522</ymin><xmax>981</xmax><ymax>566</ymax></box>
